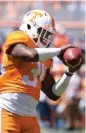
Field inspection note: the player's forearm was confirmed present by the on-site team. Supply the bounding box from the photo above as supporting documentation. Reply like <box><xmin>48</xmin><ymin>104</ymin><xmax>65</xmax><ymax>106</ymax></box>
<box><xmin>35</xmin><ymin>48</ymin><xmax>61</xmax><ymax>61</ymax></box>
<box><xmin>52</xmin><ymin>73</ymin><xmax>73</xmax><ymax>96</ymax></box>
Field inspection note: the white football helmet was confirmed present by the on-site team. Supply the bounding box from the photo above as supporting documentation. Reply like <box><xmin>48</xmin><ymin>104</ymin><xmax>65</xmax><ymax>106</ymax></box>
<box><xmin>20</xmin><ymin>10</ymin><xmax>56</xmax><ymax>48</ymax></box>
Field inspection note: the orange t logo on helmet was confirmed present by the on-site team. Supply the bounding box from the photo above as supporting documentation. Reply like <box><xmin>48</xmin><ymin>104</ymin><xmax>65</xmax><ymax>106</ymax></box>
<box><xmin>29</xmin><ymin>11</ymin><xmax>43</xmax><ymax>22</ymax></box>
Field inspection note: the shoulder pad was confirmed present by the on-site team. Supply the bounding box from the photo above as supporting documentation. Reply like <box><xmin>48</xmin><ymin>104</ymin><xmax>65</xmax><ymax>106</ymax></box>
<box><xmin>4</xmin><ymin>30</ymin><xmax>36</xmax><ymax>51</ymax></box>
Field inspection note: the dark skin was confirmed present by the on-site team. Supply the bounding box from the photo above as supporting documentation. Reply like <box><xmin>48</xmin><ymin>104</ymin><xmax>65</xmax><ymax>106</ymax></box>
<box><xmin>6</xmin><ymin>43</ymin><xmax>39</xmax><ymax>62</ymax></box>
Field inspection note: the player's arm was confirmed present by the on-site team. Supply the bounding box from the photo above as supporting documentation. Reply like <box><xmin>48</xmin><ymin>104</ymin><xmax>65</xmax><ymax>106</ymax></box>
<box><xmin>41</xmin><ymin>69</ymin><xmax>72</xmax><ymax>101</ymax></box>
<box><xmin>6</xmin><ymin>43</ymin><xmax>60</xmax><ymax>62</ymax></box>
<box><xmin>6</xmin><ymin>43</ymin><xmax>74</xmax><ymax>62</ymax></box>
<box><xmin>41</xmin><ymin>60</ymin><xmax>83</xmax><ymax>101</ymax></box>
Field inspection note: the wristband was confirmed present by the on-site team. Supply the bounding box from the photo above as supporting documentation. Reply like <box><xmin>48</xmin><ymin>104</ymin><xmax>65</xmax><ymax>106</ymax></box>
<box><xmin>65</xmin><ymin>71</ymin><xmax>73</xmax><ymax>77</ymax></box>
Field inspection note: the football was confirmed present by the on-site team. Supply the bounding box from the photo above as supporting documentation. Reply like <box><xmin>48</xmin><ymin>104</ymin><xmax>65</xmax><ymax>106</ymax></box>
<box><xmin>63</xmin><ymin>47</ymin><xmax>82</xmax><ymax>66</ymax></box>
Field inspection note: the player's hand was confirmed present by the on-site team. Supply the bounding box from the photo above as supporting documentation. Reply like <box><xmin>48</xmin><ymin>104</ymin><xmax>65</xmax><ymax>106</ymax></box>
<box><xmin>66</xmin><ymin>54</ymin><xmax>84</xmax><ymax>74</ymax></box>
<box><xmin>58</xmin><ymin>44</ymin><xmax>76</xmax><ymax>65</ymax></box>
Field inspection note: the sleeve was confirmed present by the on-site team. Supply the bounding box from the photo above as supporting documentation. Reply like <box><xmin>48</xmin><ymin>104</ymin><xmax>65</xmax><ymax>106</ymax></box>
<box><xmin>52</xmin><ymin>73</ymin><xmax>72</xmax><ymax>97</ymax></box>
<box><xmin>3</xmin><ymin>31</ymin><xmax>35</xmax><ymax>53</ymax></box>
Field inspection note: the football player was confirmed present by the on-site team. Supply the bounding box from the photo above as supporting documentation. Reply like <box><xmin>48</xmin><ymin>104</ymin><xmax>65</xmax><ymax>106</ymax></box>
<box><xmin>0</xmin><ymin>10</ymin><xmax>83</xmax><ymax>133</ymax></box>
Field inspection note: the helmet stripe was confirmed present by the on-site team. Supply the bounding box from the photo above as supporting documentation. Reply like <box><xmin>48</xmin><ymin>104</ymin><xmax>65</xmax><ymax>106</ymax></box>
<box><xmin>51</xmin><ymin>17</ymin><xmax>55</xmax><ymax>29</ymax></box>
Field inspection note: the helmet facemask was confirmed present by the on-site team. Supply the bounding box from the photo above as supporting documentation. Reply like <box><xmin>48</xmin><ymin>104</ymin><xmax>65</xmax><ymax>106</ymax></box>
<box><xmin>32</xmin><ymin>23</ymin><xmax>56</xmax><ymax>48</ymax></box>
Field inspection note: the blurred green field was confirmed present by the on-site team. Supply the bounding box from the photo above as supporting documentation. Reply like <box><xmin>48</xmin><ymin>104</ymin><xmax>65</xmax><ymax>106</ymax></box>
<box><xmin>41</xmin><ymin>128</ymin><xmax>85</xmax><ymax>133</ymax></box>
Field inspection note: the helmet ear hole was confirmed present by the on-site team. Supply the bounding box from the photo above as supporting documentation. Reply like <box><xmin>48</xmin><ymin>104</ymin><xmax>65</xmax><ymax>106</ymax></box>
<box><xmin>27</xmin><ymin>24</ymin><xmax>31</xmax><ymax>29</ymax></box>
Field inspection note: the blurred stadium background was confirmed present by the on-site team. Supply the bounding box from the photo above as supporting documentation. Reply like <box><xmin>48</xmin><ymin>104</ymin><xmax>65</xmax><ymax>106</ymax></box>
<box><xmin>0</xmin><ymin>0</ymin><xmax>85</xmax><ymax>133</ymax></box>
